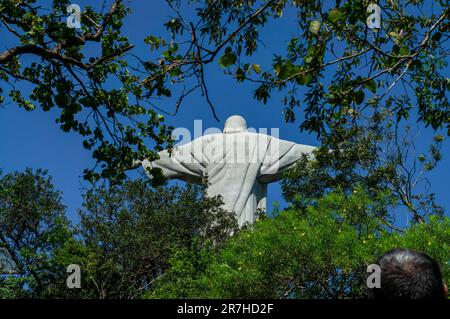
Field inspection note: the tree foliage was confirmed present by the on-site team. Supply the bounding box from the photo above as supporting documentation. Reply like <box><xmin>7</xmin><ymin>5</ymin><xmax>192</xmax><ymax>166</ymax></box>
<box><xmin>282</xmin><ymin>105</ymin><xmax>445</xmax><ymax>225</ymax></box>
<box><xmin>0</xmin><ymin>170</ymin><xmax>237</xmax><ymax>298</ymax></box>
<box><xmin>139</xmin><ymin>0</ymin><xmax>449</xmax><ymax>136</ymax></box>
<box><xmin>0</xmin><ymin>0</ymin><xmax>173</xmax><ymax>184</ymax></box>
<box><xmin>0</xmin><ymin>169</ymin><xmax>71</xmax><ymax>298</ymax></box>
<box><xmin>1</xmin><ymin>1</ymin><xmax>448</xmax><ymax>184</ymax></box>
<box><xmin>61</xmin><ymin>180</ymin><xmax>237</xmax><ymax>298</ymax></box>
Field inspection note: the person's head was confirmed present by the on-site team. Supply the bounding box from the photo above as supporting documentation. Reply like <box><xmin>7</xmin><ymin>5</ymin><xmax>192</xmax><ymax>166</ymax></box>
<box><xmin>368</xmin><ymin>248</ymin><xmax>448</xmax><ymax>299</ymax></box>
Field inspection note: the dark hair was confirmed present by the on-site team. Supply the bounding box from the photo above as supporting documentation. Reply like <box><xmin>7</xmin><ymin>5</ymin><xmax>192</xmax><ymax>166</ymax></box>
<box><xmin>368</xmin><ymin>248</ymin><xmax>445</xmax><ymax>299</ymax></box>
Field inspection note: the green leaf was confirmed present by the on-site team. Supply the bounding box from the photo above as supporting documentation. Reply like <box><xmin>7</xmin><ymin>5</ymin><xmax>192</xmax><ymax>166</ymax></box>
<box><xmin>309</xmin><ymin>20</ymin><xmax>321</xmax><ymax>34</ymax></box>
<box><xmin>275</xmin><ymin>62</ymin><xmax>298</xmax><ymax>80</ymax></box>
<box><xmin>431</xmin><ymin>32</ymin><xmax>442</xmax><ymax>43</ymax></box>
<box><xmin>296</xmin><ymin>74</ymin><xmax>312</xmax><ymax>85</ymax></box>
<box><xmin>250</xmin><ymin>64</ymin><xmax>262</xmax><ymax>74</ymax></box>
<box><xmin>363</xmin><ymin>79</ymin><xmax>377</xmax><ymax>93</ymax></box>
<box><xmin>144</xmin><ymin>35</ymin><xmax>159</xmax><ymax>44</ymax></box>
<box><xmin>236</xmin><ymin>68</ymin><xmax>245</xmax><ymax>82</ymax></box>
<box><xmin>162</xmin><ymin>50</ymin><xmax>172</xmax><ymax>59</ymax></box>
<box><xmin>399</xmin><ymin>46</ymin><xmax>410</xmax><ymax>56</ymax></box>
<box><xmin>218</xmin><ymin>48</ymin><xmax>237</xmax><ymax>68</ymax></box>
<box><xmin>355</xmin><ymin>90</ymin><xmax>365</xmax><ymax>105</ymax></box>
<box><xmin>328</xmin><ymin>8</ymin><xmax>345</xmax><ymax>23</ymax></box>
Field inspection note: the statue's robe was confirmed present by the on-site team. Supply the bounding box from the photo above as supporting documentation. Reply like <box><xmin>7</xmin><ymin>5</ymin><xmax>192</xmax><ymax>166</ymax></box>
<box><xmin>142</xmin><ymin>131</ymin><xmax>315</xmax><ymax>226</ymax></box>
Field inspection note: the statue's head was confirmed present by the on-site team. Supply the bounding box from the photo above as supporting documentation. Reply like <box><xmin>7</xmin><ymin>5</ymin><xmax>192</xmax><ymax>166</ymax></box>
<box><xmin>223</xmin><ymin>115</ymin><xmax>247</xmax><ymax>134</ymax></box>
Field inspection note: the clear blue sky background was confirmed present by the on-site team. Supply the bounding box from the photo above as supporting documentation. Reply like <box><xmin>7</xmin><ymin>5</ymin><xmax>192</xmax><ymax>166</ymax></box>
<box><xmin>1</xmin><ymin>1</ymin><xmax>448</xmax><ymax>226</ymax></box>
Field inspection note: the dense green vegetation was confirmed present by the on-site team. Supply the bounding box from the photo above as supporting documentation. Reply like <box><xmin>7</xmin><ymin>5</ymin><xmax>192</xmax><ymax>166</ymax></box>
<box><xmin>0</xmin><ymin>169</ymin><xmax>237</xmax><ymax>298</ymax></box>
<box><xmin>1</xmin><ymin>167</ymin><xmax>448</xmax><ymax>298</ymax></box>
<box><xmin>150</xmin><ymin>188</ymin><xmax>449</xmax><ymax>298</ymax></box>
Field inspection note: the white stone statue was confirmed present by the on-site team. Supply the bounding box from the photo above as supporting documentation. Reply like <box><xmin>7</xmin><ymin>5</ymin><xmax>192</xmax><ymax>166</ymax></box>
<box><xmin>134</xmin><ymin>115</ymin><xmax>316</xmax><ymax>226</ymax></box>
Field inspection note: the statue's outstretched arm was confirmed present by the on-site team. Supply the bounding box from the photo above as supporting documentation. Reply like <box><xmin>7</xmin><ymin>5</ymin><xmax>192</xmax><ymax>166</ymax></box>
<box><xmin>258</xmin><ymin>137</ymin><xmax>316</xmax><ymax>183</ymax></box>
<box><xmin>135</xmin><ymin>140</ymin><xmax>207</xmax><ymax>184</ymax></box>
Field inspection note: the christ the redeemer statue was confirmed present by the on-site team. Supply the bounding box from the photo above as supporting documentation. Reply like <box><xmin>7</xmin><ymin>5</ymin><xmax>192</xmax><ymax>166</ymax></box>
<box><xmin>134</xmin><ymin>115</ymin><xmax>316</xmax><ymax>226</ymax></box>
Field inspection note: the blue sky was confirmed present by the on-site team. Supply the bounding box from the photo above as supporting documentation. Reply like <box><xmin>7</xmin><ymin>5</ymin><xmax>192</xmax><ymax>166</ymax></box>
<box><xmin>0</xmin><ymin>1</ymin><xmax>448</xmax><ymax>225</ymax></box>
